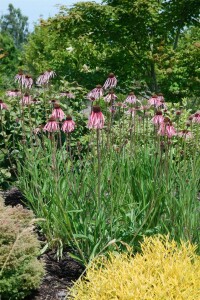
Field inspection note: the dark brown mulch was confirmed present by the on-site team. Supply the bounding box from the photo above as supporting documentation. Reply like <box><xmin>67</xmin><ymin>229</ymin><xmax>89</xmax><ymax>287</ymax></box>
<box><xmin>1</xmin><ymin>187</ymin><xmax>85</xmax><ymax>300</ymax></box>
<box><xmin>0</xmin><ymin>187</ymin><xmax>26</xmax><ymax>207</ymax></box>
<box><xmin>25</xmin><ymin>250</ymin><xmax>84</xmax><ymax>300</ymax></box>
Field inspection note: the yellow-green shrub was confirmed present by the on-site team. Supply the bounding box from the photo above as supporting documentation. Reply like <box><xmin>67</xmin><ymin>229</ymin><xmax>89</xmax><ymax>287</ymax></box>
<box><xmin>0</xmin><ymin>197</ymin><xmax>45</xmax><ymax>299</ymax></box>
<box><xmin>70</xmin><ymin>235</ymin><xmax>200</xmax><ymax>300</ymax></box>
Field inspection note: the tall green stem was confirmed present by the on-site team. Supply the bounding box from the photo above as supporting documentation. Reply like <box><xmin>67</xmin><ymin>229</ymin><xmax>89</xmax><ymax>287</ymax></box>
<box><xmin>97</xmin><ymin>129</ymin><xmax>101</xmax><ymax>208</ymax></box>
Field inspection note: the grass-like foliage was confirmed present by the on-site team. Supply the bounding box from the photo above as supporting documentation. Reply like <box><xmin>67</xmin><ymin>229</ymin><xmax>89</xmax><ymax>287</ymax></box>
<box><xmin>0</xmin><ymin>197</ymin><xmax>45</xmax><ymax>299</ymax></box>
<box><xmin>69</xmin><ymin>235</ymin><xmax>200</xmax><ymax>300</ymax></box>
<box><xmin>17</xmin><ymin>135</ymin><xmax>200</xmax><ymax>264</ymax></box>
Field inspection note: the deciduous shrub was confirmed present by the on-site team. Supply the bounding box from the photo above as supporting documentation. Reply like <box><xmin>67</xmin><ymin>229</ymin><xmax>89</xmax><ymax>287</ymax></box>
<box><xmin>70</xmin><ymin>235</ymin><xmax>200</xmax><ymax>300</ymax></box>
<box><xmin>0</xmin><ymin>197</ymin><xmax>45</xmax><ymax>299</ymax></box>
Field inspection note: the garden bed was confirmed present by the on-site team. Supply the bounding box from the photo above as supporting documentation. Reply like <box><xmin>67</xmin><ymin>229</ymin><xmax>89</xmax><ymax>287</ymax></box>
<box><xmin>25</xmin><ymin>250</ymin><xmax>84</xmax><ymax>300</ymax></box>
<box><xmin>1</xmin><ymin>188</ymin><xmax>84</xmax><ymax>300</ymax></box>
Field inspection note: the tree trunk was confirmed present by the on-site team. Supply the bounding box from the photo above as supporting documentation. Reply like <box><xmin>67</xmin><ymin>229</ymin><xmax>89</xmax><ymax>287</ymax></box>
<box><xmin>173</xmin><ymin>26</ymin><xmax>181</xmax><ymax>50</ymax></box>
<box><xmin>150</xmin><ymin>62</ymin><xmax>158</xmax><ymax>93</ymax></box>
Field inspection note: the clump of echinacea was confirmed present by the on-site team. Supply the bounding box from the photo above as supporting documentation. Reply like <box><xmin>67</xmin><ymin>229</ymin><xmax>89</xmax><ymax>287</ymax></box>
<box><xmin>88</xmin><ymin>106</ymin><xmax>105</xmax><ymax>129</ymax></box>
<box><xmin>15</xmin><ymin>71</ymin><xmax>33</xmax><ymax>89</ymax></box>
<box><xmin>43</xmin><ymin>117</ymin><xmax>59</xmax><ymax>132</ymax></box>
<box><xmin>104</xmin><ymin>91</ymin><xmax>117</xmax><ymax>103</ymax></box>
<box><xmin>33</xmin><ymin>124</ymin><xmax>45</xmax><ymax>135</ymax></box>
<box><xmin>32</xmin><ymin>98</ymin><xmax>40</xmax><ymax>105</ymax></box>
<box><xmin>6</xmin><ymin>89</ymin><xmax>21</xmax><ymax>97</ymax></box>
<box><xmin>60</xmin><ymin>91</ymin><xmax>75</xmax><ymax>99</ymax></box>
<box><xmin>148</xmin><ymin>94</ymin><xmax>162</xmax><ymax>108</ymax></box>
<box><xmin>125</xmin><ymin>108</ymin><xmax>135</xmax><ymax>117</ymax></box>
<box><xmin>108</xmin><ymin>106</ymin><xmax>116</xmax><ymax>114</ymax></box>
<box><xmin>192</xmin><ymin>112</ymin><xmax>200</xmax><ymax>123</ymax></box>
<box><xmin>36</xmin><ymin>69</ymin><xmax>56</xmax><ymax>85</ymax></box>
<box><xmin>24</xmin><ymin>75</ymin><xmax>33</xmax><ymax>89</ymax></box>
<box><xmin>151</xmin><ymin>111</ymin><xmax>164</xmax><ymax>125</ymax></box>
<box><xmin>20</xmin><ymin>93</ymin><xmax>32</xmax><ymax>106</ymax></box>
<box><xmin>87</xmin><ymin>85</ymin><xmax>104</xmax><ymax>100</ymax></box>
<box><xmin>49</xmin><ymin>99</ymin><xmax>58</xmax><ymax>105</ymax></box>
<box><xmin>0</xmin><ymin>99</ymin><xmax>8</xmax><ymax>110</ymax></box>
<box><xmin>61</xmin><ymin>116</ymin><xmax>75</xmax><ymax>133</ymax></box>
<box><xmin>15</xmin><ymin>71</ymin><xmax>25</xmax><ymax>86</ymax></box>
<box><xmin>103</xmin><ymin>73</ymin><xmax>117</xmax><ymax>90</ymax></box>
<box><xmin>51</xmin><ymin>104</ymin><xmax>65</xmax><ymax>121</ymax></box>
<box><xmin>125</xmin><ymin>92</ymin><xmax>138</xmax><ymax>104</ymax></box>
<box><xmin>178</xmin><ymin>129</ymin><xmax>193</xmax><ymax>139</ymax></box>
<box><xmin>157</xmin><ymin>93</ymin><xmax>164</xmax><ymax>102</ymax></box>
<box><xmin>158</xmin><ymin>117</ymin><xmax>176</xmax><ymax>138</ymax></box>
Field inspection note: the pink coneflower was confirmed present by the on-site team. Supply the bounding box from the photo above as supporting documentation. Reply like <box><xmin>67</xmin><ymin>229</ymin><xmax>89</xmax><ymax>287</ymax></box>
<box><xmin>148</xmin><ymin>95</ymin><xmax>161</xmax><ymax>107</ymax></box>
<box><xmin>43</xmin><ymin>70</ymin><xmax>56</xmax><ymax>83</ymax></box>
<box><xmin>134</xmin><ymin>105</ymin><xmax>141</xmax><ymax>111</ymax></box>
<box><xmin>156</xmin><ymin>94</ymin><xmax>167</xmax><ymax>109</ymax></box>
<box><xmin>49</xmin><ymin>99</ymin><xmax>58</xmax><ymax>105</ymax></box>
<box><xmin>51</xmin><ymin>104</ymin><xmax>65</xmax><ymax>121</ymax></box>
<box><xmin>6</xmin><ymin>89</ymin><xmax>21</xmax><ymax>97</ymax></box>
<box><xmin>37</xmin><ymin>70</ymin><xmax>56</xmax><ymax>85</ymax></box>
<box><xmin>33</xmin><ymin>124</ymin><xmax>45</xmax><ymax>134</ymax></box>
<box><xmin>15</xmin><ymin>71</ymin><xmax>25</xmax><ymax>86</ymax></box>
<box><xmin>158</xmin><ymin>117</ymin><xmax>176</xmax><ymax>138</ymax></box>
<box><xmin>33</xmin><ymin>127</ymin><xmax>41</xmax><ymax>135</ymax></box>
<box><xmin>115</xmin><ymin>102</ymin><xmax>123</xmax><ymax>107</ymax></box>
<box><xmin>139</xmin><ymin>105</ymin><xmax>150</xmax><ymax>111</ymax></box>
<box><xmin>104</xmin><ymin>91</ymin><xmax>117</xmax><ymax>103</ymax></box>
<box><xmin>31</xmin><ymin>98</ymin><xmax>40</xmax><ymax>104</ymax></box>
<box><xmin>121</xmin><ymin>103</ymin><xmax>128</xmax><ymax>109</ymax></box>
<box><xmin>88</xmin><ymin>97</ymin><xmax>95</xmax><ymax>102</ymax></box>
<box><xmin>88</xmin><ymin>106</ymin><xmax>105</xmax><ymax>129</ymax></box>
<box><xmin>0</xmin><ymin>99</ymin><xmax>8</xmax><ymax>110</ymax></box>
<box><xmin>20</xmin><ymin>93</ymin><xmax>32</xmax><ymax>105</ymax></box>
<box><xmin>175</xmin><ymin>110</ymin><xmax>182</xmax><ymax>116</ymax></box>
<box><xmin>43</xmin><ymin>117</ymin><xmax>59</xmax><ymax>132</ymax></box>
<box><xmin>103</xmin><ymin>73</ymin><xmax>117</xmax><ymax>89</ymax></box>
<box><xmin>61</xmin><ymin>116</ymin><xmax>75</xmax><ymax>133</ymax></box>
<box><xmin>108</xmin><ymin>107</ymin><xmax>116</xmax><ymax>114</ymax></box>
<box><xmin>192</xmin><ymin>112</ymin><xmax>200</xmax><ymax>123</ymax></box>
<box><xmin>87</xmin><ymin>85</ymin><xmax>104</xmax><ymax>100</ymax></box>
<box><xmin>151</xmin><ymin>111</ymin><xmax>164</xmax><ymax>125</ymax></box>
<box><xmin>24</xmin><ymin>75</ymin><xmax>33</xmax><ymax>89</ymax></box>
<box><xmin>157</xmin><ymin>93</ymin><xmax>164</xmax><ymax>102</ymax></box>
<box><xmin>60</xmin><ymin>91</ymin><xmax>75</xmax><ymax>99</ymax></box>
<box><xmin>36</xmin><ymin>73</ymin><xmax>45</xmax><ymax>85</ymax></box>
<box><xmin>178</xmin><ymin>130</ymin><xmax>192</xmax><ymax>139</ymax></box>
<box><xmin>126</xmin><ymin>108</ymin><xmax>135</xmax><ymax>117</ymax></box>
<box><xmin>125</xmin><ymin>92</ymin><xmax>137</xmax><ymax>104</ymax></box>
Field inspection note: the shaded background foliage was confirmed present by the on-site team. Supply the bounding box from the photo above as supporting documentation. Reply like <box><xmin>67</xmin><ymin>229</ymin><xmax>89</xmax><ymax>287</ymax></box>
<box><xmin>0</xmin><ymin>4</ymin><xmax>29</xmax><ymax>91</ymax></box>
<box><xmin>22</xmin><ymin>0</ymin><xmax>200</xmax><ymax>102</ymax></box>
<box><xmin>0</xmin><ymin>1</ymin><xmax>199</xmax><ymax>102</ymax></box>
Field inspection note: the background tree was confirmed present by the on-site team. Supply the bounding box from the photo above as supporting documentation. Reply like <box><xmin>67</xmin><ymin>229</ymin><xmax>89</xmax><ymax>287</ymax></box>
<box><xmin>22</xmin><ymin>0</ymin><xmax>200</xmax><ymax>102</ymax></box>
<box><xmin>0</xmin><ymin>3</ymin><xmax>29</xmax><ymax>48</ymax></box>
<box><xmin>0</xmin><ymin>32</ymin><xmax>20</xmax><ymax>89</ymax></box>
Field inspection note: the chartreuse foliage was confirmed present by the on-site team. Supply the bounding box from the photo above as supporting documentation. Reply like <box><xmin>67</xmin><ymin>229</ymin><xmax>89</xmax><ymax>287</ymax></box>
<box><xmin>0</xmin><ymin>197</ymin><xmax>44</xmax><ymax>299</ymax></box>
<box><xmin>69</xmin><ymin>235</ymin><xmax>200</xmax><ymax>300</ymax></box>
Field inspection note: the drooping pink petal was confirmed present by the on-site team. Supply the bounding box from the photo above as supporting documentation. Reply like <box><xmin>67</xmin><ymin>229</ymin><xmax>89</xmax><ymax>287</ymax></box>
<box><xmin>61</xmin><ymin>116</ymin><xmax>75</xmax><ymax>133</ymax></box>
<box><xmin>88</xmin><ymin>106</ymin><xmax>105</xmax><ymax>129</ymax></box>
<box><xmin>43</xmin><ymin>117</ymin><xmax>59</xmax><ymax>132</ymax></box>
<box><xmin>103</xmin><ymin>73</ymin><xmax>117</xmax><ymax>89</ymax></box>
<box><xmin>51</xmin><ymin>104</ymin><xmax>65</xmax><ymax>121</ymax></box>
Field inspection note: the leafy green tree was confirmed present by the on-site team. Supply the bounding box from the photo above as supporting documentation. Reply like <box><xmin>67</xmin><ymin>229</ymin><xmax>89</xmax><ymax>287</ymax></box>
<box><xmin>0</xmin><ymin>3</ymin><xmax>29</xmax><ymax>48</ymax></box>
<box><xmin>0</xmin><ymin>33</ymin><xmax>20</xmax><ymax>89</ymax></box>
<box><xmin>24</xmin><ymin>1</ymin><xmax>200</xmax><ymax>101</ymax></box>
